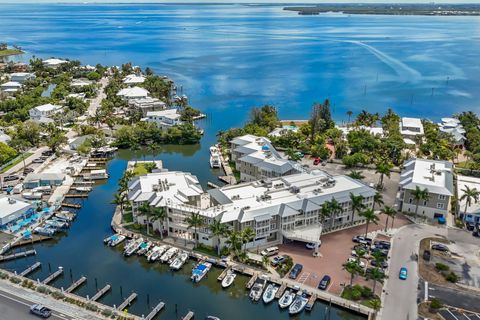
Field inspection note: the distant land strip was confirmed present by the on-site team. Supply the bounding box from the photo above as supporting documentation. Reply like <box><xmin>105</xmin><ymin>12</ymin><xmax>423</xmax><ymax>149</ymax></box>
<box><xmin>283</xmin><ymin>4</ymin><xmax>480</xmax><ymax>16</ymax></box>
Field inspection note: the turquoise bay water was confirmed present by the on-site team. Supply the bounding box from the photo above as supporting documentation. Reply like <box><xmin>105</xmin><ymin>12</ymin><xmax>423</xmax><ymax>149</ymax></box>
<box><xmin>0</xmin><ymin>3</ymin><xmax>479</xmax><ymax>319</ymax></box>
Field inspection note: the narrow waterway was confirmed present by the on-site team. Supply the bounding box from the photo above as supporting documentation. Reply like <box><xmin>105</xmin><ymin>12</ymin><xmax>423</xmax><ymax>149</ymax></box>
<box><xmin>1</xmin><ymin>148</ymin><xmax>365</xmax><ymax>320</ymax></box>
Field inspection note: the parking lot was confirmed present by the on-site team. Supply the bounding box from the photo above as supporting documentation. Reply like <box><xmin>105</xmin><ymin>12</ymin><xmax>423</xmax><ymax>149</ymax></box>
<box><xmin>277</xmin><ymin>213</ymin><xmax>411</xmax><ymax>295</ymax></box>
<box><xmin>439</xmin><ymin>307</ymin><xmax>480</xmax><ymax>320</ymax></box>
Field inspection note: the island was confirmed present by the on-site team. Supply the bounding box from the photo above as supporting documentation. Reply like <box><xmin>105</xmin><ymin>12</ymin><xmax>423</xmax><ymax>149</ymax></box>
<box><xmin>0</xmin><ymin>43</ymin><xmax>23</xmax><ymax>58</ymax></box>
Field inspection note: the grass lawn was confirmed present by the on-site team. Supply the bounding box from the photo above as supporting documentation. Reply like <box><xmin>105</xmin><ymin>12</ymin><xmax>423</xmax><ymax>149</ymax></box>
<box><xmin>228</xmin><ymin>161</ymin><xmax>240</xmax><ymax>182</ymax></box>
<box><xmin>122</xmin><ymin>212</ymin><xmax>133</xmax><ymax>224</ymax></box>
<box><xmin>0</xmin><ymin>152</ymin><xmax>33</xmax><ymax>173</ymax></box>
<box><xmin>132</xmin><ymin>162</ymin><xmax>157</xmax><ymax>176</ymax></box>
<box><xmin>194</xmin><ymin>244</ymin><xmax>219</xmax><ymax>257</ymax></box>
<box><xmin>0</xmin><ymin>49</ymin><xmax>23</xmax><ymax>57</ymax></box>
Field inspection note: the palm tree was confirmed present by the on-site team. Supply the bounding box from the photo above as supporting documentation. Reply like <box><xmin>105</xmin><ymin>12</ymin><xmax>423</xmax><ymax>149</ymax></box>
<box><xmin>349</xmin><ymin>193</ymin><xmax>365</xmax><ymax>225</ymax></box>
<box><xmin>138</xmin><ymin>202</ymin><xmax>152</xmax><ymax>235</ymax></box>
<box><xmin>360</xmin><ymin>208</ymin><xmax>379</xmax><ymax>237</ymax></box>
<box><xmin>346</xmin><ymin>110</ymin><xmax>353</xmax><ymax>124</ymax></box>
<box><xmin>185</xmin><ymin>212</ymin><xmax>204</xmax><ymax>248</ymax></box>
<box><xmin>370</xmin><ymin>299</ymin><xmax>382</xmax><ymax>317</ymax></box>
<box><xmin>226</xmin><ymin>230</ymin><xmax>242</xmax><ymax>257</ymax></box>
<box><xmin>412</xmin><ymin>186</ymin><xmax>430</xmax><ymax>218</ymax></box>
<box><xmin>372</xmin><ymin>192</ymin><xmax>384</xmax><ymax>211</ymax></box>
<box><xmin>348</xmin><ymin>170</ymin><xmax>365</xmax><ymax>180</ymax></box>
<box><xmin>319</xmin><ymin>202</ymin><xmax>331</xmax><ymax>229</ymax></box>
<box><xmin>241</xmin><ymin>227</ymin><xmax>256</xmax><ymax>252</ymax></box>
<box><xmin>460</xmin><ymin>186</ymin><xmax>480</xmax><ymax>217</ymax></box>
<box><xmin>112</xmin><ymin>193</ymin><xmax>127</xmax><ymax>215</ymax></box>
<box><xmin>381</xmin><ymin>206</ymin><xmax>397</xmax><ymax>232</ymax></box>
<box><xmin>262</xmin><ymin>255</ymin><xmax>270</xmax><ymax>268</ymax></box>
<box><xmin>375</xmin><ymin>160</ymin><xmax>392</xmax><ymax>188</ymax></box>
<box><xmin>209</xmin><ymin>219</ymin><xmax>228</xmax><ymax>256</ymax></box>
<box><xmin>343</xmin><ymin>260</ymin><xmax>361</xmax><ymax>287</ymax></box>
<box><xmin>329</xmin><ymin>198</ymin><xmax>343</xmax><ymax>228</ymax></box>
<box><xmin>151</xmin><ymin>207</ymin><xmax>167</xmax><ymax>239</ymax></box>
<box><xmin>369</xmin><ymin>267</ymin><xmax>385</xmax><ymax>294</ymax></box>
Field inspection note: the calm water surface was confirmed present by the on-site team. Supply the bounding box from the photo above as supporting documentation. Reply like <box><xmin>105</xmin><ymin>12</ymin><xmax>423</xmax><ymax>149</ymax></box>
<box><xmin>1</xmin><ymin>3</ymin><xmax>479</xmax><ymax>319</ymax></box>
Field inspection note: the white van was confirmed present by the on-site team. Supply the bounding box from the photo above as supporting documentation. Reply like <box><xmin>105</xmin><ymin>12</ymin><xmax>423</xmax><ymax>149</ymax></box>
<box><xmin>261</xmin><ymin>246</ymin><xmax>279</xmax><ymax>257</ymax></box>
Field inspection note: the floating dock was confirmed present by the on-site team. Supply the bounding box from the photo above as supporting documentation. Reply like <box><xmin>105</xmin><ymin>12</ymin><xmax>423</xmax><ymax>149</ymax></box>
<box><xmin>306</xmin><ymin>294</ymin><xmax>317</xmax><ymax>311</ymax></box>
<box><xmin>64</xmin><ymin>193</ymin><xmax>89</xmax><ymax>198</ymax></box>
<box><xmin>42</xmin><ymin>267</ymin><xmax>64</xmax><ymax>285</ymax></box>
<box><xmin>0</xmin><ymin>249</ymin><xmax>36</xmax><ymax>262</ymax></box>
<box><xmin>145</xmin><ymin>301</ymin><xmax>165</xmax><ymax>320</ymax></box>
<box><xmin>11</xmin><ymin>235</ymin><xmax>51</xmax><ymax>248</ymax></box>
<box><xmin>91</xmin><ymin>284</ymin><xmax>111</xmax><ymax>302</ymax></box>
<box><xmin>65</xmin><ymin>276</ymin><xmax>87</xmax><ymax>293</ymax></box>
<box><xmin>182</xmin><ymin>311</ymin><xmax>195</xmax><ymax>320</ymax></box>
<box><xmin>275</xmin><ymin>282</ymin><xmax>287</xmax><ymax>299</ymax></box>
<box><xmin>217</xmin><ymin>266</ymin><xmax>231</xmax><ymax>281</ymax></box>
<box><xmin>246</xmin><ymin>273</ymin><xmax>258</xmax><ymax>289</ymax></box>
<box><xmin>117</xmin><ymin>292</ymin><xmax>137</xmax><ymax>311</ymax></box>
<box><xmin>61</xmin><ymin>203</ymin><xmax>82</xmax><ymax>209</ymax></box>
<box><xmin>19</xmin><ymin>262</ymin><xmax>41</xmax><ymax>277</ymax></box>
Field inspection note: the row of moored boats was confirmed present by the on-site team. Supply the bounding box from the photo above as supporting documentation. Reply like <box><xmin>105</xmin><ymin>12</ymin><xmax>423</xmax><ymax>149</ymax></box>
<box><xmin>33</xmin><ymin>211</ymin><xmax>77</xmax><ymax>237</ymax></box>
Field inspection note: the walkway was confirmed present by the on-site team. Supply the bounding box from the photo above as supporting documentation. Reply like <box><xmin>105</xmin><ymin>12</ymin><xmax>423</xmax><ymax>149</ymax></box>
<box><xmin>87</xmin><ymin>77</ymin><xmax>109</xmax><ymax>117</ymax></box>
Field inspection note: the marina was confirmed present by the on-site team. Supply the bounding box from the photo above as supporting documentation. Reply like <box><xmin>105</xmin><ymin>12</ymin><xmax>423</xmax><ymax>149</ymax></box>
<box><xmin>90</xmin><ymin>284</ymin><xmax>111</xmax><ymax>302</ymax></box>
<box><xmin>117</xmin><ymin>292</ymin><xmax>137</xmax><ymax>311</ymax></box>
<box><xmin>19</xmin><ymin>262</ymin><xmax>42</xmax><ymax>277</ymax></box>
<box><xmin>65</xmin><ymin>276</ymin><xmax>87</xmax><ymax>293</ymax></box>
<box><xmin>41</xmin><ymin>267</ymin><xmax>64</xmax><ymax>285</ymax></box>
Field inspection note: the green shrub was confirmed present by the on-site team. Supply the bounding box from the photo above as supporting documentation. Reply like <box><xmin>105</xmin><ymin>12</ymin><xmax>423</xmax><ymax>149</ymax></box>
<box><xmin>350</xmin><ymin>288</ymin><xmax>363</xmax><ymax>301</ymax></box>
<box><xmin>86</xmin><ymin>303</ymin><xmax>99</xmax><ymax>312</ymax></box>
<box><xmin>36</xmin><ymin>286</ymin><xmax>49</xmax><ymax>294</ymax></box>
<box><xmin>430</xmin><ymin>298</ymin><xmax>443</xmax><ymax>310</ymax></box>
<box><xmin>101</xmin><ymin>309</ymin><xmax>113</xmax><ymax>317</ymax></box>
<box><xmin>435</xmin><ymin>263</ymin><xmax>449</xmax><ymax>272</ymax></box>
<box><xmin>360</xmin><ymin>286</ymin><xmax>373</xmax><ymax>298</ymax></box>
<box><xmin>445</xmin><ymin>272</ymin><xmax>459</xmax><ymax>283</ymax></box>
<box><xmin>51</xmin><ymin>291</ymin><xmax>65</xmax><ymax>300</ymax></box>
<box><xmin>9</xmin><ymin>276</ymin><xmax>21</xmax><ymax>284</ymax></box>
<box><xmin>0</xmin><ymin>271</ymin><xmax>9</xmax><ymax>279</ymax></box>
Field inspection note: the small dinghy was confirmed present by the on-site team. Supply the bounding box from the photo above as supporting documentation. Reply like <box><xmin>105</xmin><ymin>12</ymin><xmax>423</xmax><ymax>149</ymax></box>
<box><xmin>278</xmin><ymin>289</ymin><xmax>295</xmax><ymax>308</ymax></box>
<box><xmin>221</xmin><ymin>271</ymin><xmax>236</xmax><ymax>288</ymax></box>
<box><xmin>289</xmin><ymin>292</ymin><xmax>308</xmax><ymax>315</ymax></box>
<box><xmin>262</xmin><ymin>284</ymin><xmax>278</xmax><ymax>304</ymax></box>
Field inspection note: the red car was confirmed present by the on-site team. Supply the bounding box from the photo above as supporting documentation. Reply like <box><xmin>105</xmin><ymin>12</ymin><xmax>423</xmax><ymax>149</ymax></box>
<box><xmin>313</xmin><ymin>157</ymin><xmax>321</xmax><ymax>165</ymax></box>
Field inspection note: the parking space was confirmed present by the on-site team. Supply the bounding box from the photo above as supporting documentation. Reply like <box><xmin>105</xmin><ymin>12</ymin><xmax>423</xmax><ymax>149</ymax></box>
<box><xmin>278</xmin><ymin>213</ymin><xmax>411</xmax><ymax>294</ymax></box>
<box><xmin>439</xmin><ymin>308</ymin><xmax>480</xmax><ymax>320</ymax></box>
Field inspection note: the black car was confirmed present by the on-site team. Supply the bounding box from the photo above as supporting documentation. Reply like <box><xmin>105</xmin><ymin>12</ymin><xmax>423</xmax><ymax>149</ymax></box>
<box><xmin>318</xmin><ymin>275</ymin><xmax>331</xmax><ymax>290</ymax></box>
<box><xmin>30</xmin><ymin>304</ymin><xmax>51</xmax><ymax>318</ymax></box>
<box><xmin>423</xmin><ymin>250</ymin><xmax>431</xmax><ymax>261</ymax></box>
<box><xmin>365</xmin><ymin>267</ymin><xmax>385</xmax><ymax>277</ymax></box>
<box><xmin>352</xmin><ymin>236</ymin><xmax>373</xmax><ymax>245</ymax></box>
<box><xmin>23</xmin><ymin>167</ymin><xmax>34</xmax><ymax>174</ymax></box>
<box><xmin>41</xmin><ymin>150</ymin><xmax>54</xmax><ymax>157</ymax></box>
<box><xmin>3</xmin><ymin>175</ymin><xmax>18</xmax><ymax>182</ymax></box>
<box><xmin>466</xmin><ymin>222</ymin><xmax>475</xmax><ymax>231</ymax></box>
<box><xmin>373</xmin><ymin>240</ymin><xmax>391</xmax><ymax>250</ymax></box>
<box><xmin>370</xmin><ymin>259</ymin><xmax>388</xmax><ymax>269</ymax></box>
<box><xmin>431</xmin><ymin>244</ymin><xmax>449</xmax><ymax>252</ymax></box>
<box><xmin>289</xmin><ymin>263</ymin><xmax>303</xmax><ymax>279</ymax></box>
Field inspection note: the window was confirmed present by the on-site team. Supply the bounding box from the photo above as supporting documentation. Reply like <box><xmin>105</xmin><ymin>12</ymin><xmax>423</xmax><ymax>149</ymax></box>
<box><xmin>438</xmin><ymin>194</ymin><xmax>446</xmax><ymax>200</ymax></box>
<box><xmin>409</xmin><ymin>198</ymin><xmax>413</xmax><ymax>204</ymax></box>
<box><xmin>437</xmin><ymin>203</ymin><xmax>445</xmax><ymax>209</ymax></box>
<box><xmin>423</xmin><ymin>200</ymin><xmax>427</xmax><ymax>206</ymax></box>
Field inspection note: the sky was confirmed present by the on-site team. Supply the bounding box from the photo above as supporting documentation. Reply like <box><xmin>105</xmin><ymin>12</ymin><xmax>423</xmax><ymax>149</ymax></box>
<box><xmin>1</xmin><ymin>0</ymin><xmax>480</xmax><ymax>3</ymax></box>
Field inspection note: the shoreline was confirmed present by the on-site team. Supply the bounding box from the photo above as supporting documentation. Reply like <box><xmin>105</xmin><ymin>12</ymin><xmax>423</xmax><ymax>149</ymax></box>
<box><xmin>0</xmin><ymin>49</ymin><xmax>23</xmax><ymax>58</ymax></box>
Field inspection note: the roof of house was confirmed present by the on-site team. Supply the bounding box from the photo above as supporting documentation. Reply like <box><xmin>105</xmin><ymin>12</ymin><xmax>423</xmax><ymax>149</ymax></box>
<box><xmin>399</xmin><ymin>158</ymin><xmax>454</xmax><ymax>196</ymax></box>
<box><xmin>336</xmin><ymin>125</ymin><xmax>384</xmax><ymax>137</ymax></box>
<box><xmin>0</xmin><ymin>196</ymin><xmax>33</xmax><ymax>219</ymax></box>
<box><xmin>0</xmin><ymin>81</ymin><xmax>22</xmax><ymax>88</ymax></box>
<box><xmin>146</xmin><ymin>109</ymin><xmax>181</xmax><ymax>120</ymax></box>
<box><xmin>43</xmin><ymin>58</ymin><xmax>67</xmax><ymax>65</ymax></box>
<box><xmin>32</xmin><ymin>103</ymin><xmax>63</xmax><ymax>113</ymax></box>
<box><xmin>117</xmin><ymin>86</ymin><xmax>149</xmax><ymax>98</ymax></box>
<box><xmin>71</xmin><ymin>79</ymin><xmax>92</xmax><ymax>87</ymax></box>
<box><xmin>24</xmin><ymin>173</ymin><xmax>66</xmax><ymax>183</ymax></box>
<box><xmin>123</xmin><ymin>74</ymin><xmax>146</xmax><ymax>85</ymax></box>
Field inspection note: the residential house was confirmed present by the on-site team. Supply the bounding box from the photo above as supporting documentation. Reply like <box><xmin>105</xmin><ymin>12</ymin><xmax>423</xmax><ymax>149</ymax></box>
<box><xmin>457</xmin><ymin>175</ymin><xmax>480</xmax><ymax>224</ymax></box>
<box><xmin>0</xmin><ymin>81</ymin><xmax>22</xmax><ymax>93</ymax></box>
<box><xmin>10</xmin><ymin>72</ymin><xmax>35</xmax><ymax>83</ymax></box>
<box><xmin>29</xmin><ymin>103</ymin><xmax>64</xmax><ymax>121</ymax></box>
<box><xmin>146</xmin><ymin>109</ymin><xmax>182</xmax><ymax>129</ymax></box>
<box><xmin>400</xmin><ymin>117</ymin><xmax>424</xmax><ymax>145</ymax></box>
<box><xmin>438</xmin><ymin>117</ymin><xmax>466</xmax><ymax>147</ymax></box>
<box><xmin>129</xmin><ymin>97</ymin><xmax>166</xmax><ymax>116</ymax></box>
<box><xmin>336</xmin><ymin>125</ymin><xmax>384</xmax><ymax>140</ymax></box>
<box><xmin>117</xmin><ymin>86</ymin><xmax>149</xmax><ymax>100</ymax></box>
<box><xmin>123</xmin><ymin>74</ymin><xmax>146</xmax><ymax>86</ymax></box>
<box><xmin>43</xmin><ymin>58</ymin><xmax>68</xmax><ymax>68</ymax></box>
<box><xmin>398</xmin><ymin>159</ymin><xmax>453</xmax><ymax>219</ymax></box>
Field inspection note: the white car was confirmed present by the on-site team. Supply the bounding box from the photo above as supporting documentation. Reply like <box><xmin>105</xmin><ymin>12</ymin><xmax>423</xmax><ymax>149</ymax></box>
<box><xmin>306</xmin><ymin>242</ymin><xmax>320</xmax><ymax>249</ymax></box>
<box><xmin>347</xmin><ymin>257</ymin><xmax>366</xmax><ymax>268</ymax></box>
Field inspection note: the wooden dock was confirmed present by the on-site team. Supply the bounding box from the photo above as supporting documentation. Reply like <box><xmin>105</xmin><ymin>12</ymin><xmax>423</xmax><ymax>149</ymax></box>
<box><xmin>246</xmin><ymin>273</ymin><xmax>258</xmax><ymax>289</ymax></box>
<box><xmin>42</xmin><ymin>267</ymin><xmax>64</xmax><ymax>285</ymax></box>
<box><xmin>117</xmin><ymin>292</ymin><xmax>137</xmax><ymax>311</ymax></box>
<box><xmin>0</xmin><ymin>249</ymin><xmax>36</xmax><ymax>262</ymax></box>
<box><xmin>275</xmin><ymin>282</ymin><xmax>287</xmax><ymax>299</ymax></box>
<box><xmin>91</xmin><ymin>284</ymin><xmax>111</xmax><ymax>302</ymax></box>
<box><xmin>19</xmin><ymin>262</ymin><xmax>41</xmax><ymax>277</ymax></box>
<box><xmin>61</xmin><ymin>203</ymin><xmax>81</xmax><ymax>209</ymax></box>
<box><xmin>65</xmin><ymin>193</ymin><xmax>89</xmax><ymax>198</ymax></box>
<box><xmin>145</xmin><ymin>301</ymin><xmax>165</xmax><ymax>320</ymax></box>
<box><xmin>306</xmin><ymin>294</ymin><xmax>317</xmax><ymax>311</ymax></box>
<box><xmin>11</xmin><ymin>235</ymin><xmax>51</xmax><ymax>248</ymax></box>
<box><xmin>65</xmin><ymin>276</ymin><xmax>87</xmax><ymax>293</ymax></box>
<box><xmin>217</xmin><ymin>266</ymin><xmax>231</xmax><ymax>281</ymax></box>
<box><xmin>182</xmin><ymin>311</ymin><xmax>195</xmax><ymax>320</ymax></box>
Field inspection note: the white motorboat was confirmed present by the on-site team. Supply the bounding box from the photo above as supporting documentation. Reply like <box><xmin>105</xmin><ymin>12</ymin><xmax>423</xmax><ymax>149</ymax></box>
<box><xmin>137</xmin><ymin>241</ymin><xmax>152</xmax><ymax>255</ymax></box>
<box><xmin>278</xmin><ymin>289</ymin><xmax>295</xmax><ymax>308</ymax></box>
<box><xmin>74</xmin><ymin>186</ymin><xmax>92</xmax><ymax>192</ymax></box>
<box><xmin>22</xmin><ymin>192</ymin><xmax>43</xmax><ymax>200</ymax></box>
<box><xmin>160</xmin><ymin>247</ymin><xmax>178</xmax><ymax>263</ymax></box>
<box><xmin>45</xmin><ymin>219</ymin><xmax>68</xmax><ymax>230</ymax></box>
<box><xmin>209</xmin><ymin>146</ymin><xmax>221</xmax><ymax>168</ymax></box>
<box><xmin>191</xmin><ymin>261</ymin><xmax>212</xmax><ymax>283</ymax></box>
<box><xmin>151</xmin><ymin>245</ymin><xmax>169</xmax><ymax>262</ymax></box>
<box><xmin>110</xmin><ymin>234</ymin><xmax>126</xmax><ymax>247</ymax></box>
<box><xmin>34</xmin><ymin>226</ymin><xmax>55</xmax><ymax>236</ymax></box>
<box><xmin>124</xmin><ymin>238</ymin><xmax>143</xmax><ymax>256</ymax></box>
<box><xmin>146</xmin><ymin>246</ymin><xmax>162</xmax><ymax>261</ymax></box>
<box><xmin>169</xmin><ymin>251</ymin><xmax>189</xmax><ymax>270</ymax></box>
<box><xmin>206</xmin><ymin>317</ymin><xmax>221</xmax><ymax>320</ymax></box>
<box><xmin>288</xmin><ymin>292</ymin><xmax>308</xmax><ymax>315</ymax></box>
<box><xmin>262</xmin><ymin>284</ymin><xmax>278</xmax><ymax>304</ymax></box>
<box><xmin>249</xmin><ymin>278</ymin><xmax>266</xmax><ymax>302</ymax></box>
<box><xmin>221</xmin><ymin>271</ymin><xmax>236</xmax><ymax>288</ymax></box>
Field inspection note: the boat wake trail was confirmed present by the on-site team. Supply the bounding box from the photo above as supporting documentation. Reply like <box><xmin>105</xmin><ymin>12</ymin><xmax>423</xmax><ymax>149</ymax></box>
<box><xmin>347</xmin><ymin>40</ymin><xmax>422</xmax><ymax>83</ymax></box>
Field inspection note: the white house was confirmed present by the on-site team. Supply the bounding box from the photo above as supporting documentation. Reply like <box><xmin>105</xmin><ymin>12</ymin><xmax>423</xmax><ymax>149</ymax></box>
<box><xmin>438</xmin><ymin>117</ymin><xmax>466</xmax><ymax>147</ymax></box>
<box><xmin>29</xmin><ymin>103</ymin><xmax>64</xmax><ymax>121</ymax></box>
<box><xmin>336</xmin><ymin>125</ymin><xmax>384</xmax><ymax>140</ymax></box>
<box><xmin>123</xmin><ymin>74</ymin><xmax>146</xmax><ymax>86</ymax></box>
<box><xmin>269</xmin><ymin>125</ymin><xmax>299</xmax><ymax>137</ymax></box>
<box><xmin>117</xmin><ymin>86</ymin><xmax>149</xmax><ymax>100</ymax></box>
<box><xmin>129</xmin><ymin>97</ymin><xmax>166</xmax><ymax>115</ymax></box>
<box><xmin>70</xmin><ymin>79</ymin><xmax>92</xmax><ymax>87</ymax></box>
<box><xmin>0</xmin><ymin>81</ymin><xmax>22</xmax><ymax>93</ymax></box>
<box><xmin>43</xmin><ymin>58</ymin><xmax>68</xmax><ymax>67</ymax></box>
<box><xmin>457</xmin><ymin>175</ymin><xmax>480</xmax><ymax>224</ymax></box>
<box><xmin>0</xmin><ymin>196</ymin><xmax>35</xmax><ymax>226</ymax></box>
<box><xmin>146</xmin><ymin>109</ymin><xmax>182</xmax><ymax>129</ymax></box>
<box><xmin>400</xmin><ymin>117</ymin><xmax>424</xmax><ymax>145</ymax></box>
<box><xmin>10</xmin><ymin>72</ymin><xmax>35</xmax><ymax>83</ymax></box>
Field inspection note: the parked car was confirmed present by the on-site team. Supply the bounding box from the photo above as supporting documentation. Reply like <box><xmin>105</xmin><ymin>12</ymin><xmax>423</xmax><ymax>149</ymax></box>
<box><xmin>260</xmin><ymin>246</ymin><xmax>279</xmax><ymax>257</ymax></box>
<box><xmin>23</xmin><ymin>167</ymin><xmax>34</xmax><ymax>174</ymax></box>
<box><xmin>473</xmin><ymin>231</ymin><xmax>480</xmax><ymax>237</ymax></box>
<box><xmin>30</xmin><ymin>304</ymin><xmax>52</xmax><ymax>318</ymax></box>
<box><xmin>313</xmin><ymin>157</ymin><xmax>321</xmax><ymax>165</ymax></box>
<box><xmin>32</xmin><ymin>158</ymin><xmax>45</xmax><ymax>164</ymax></box>
<box><xmin>271</xmin><ymin>255</ymin><xmax>288</xmax><ymax>266</ymax></box>
<box><xmin>373</xmin><ymin>240</ymin><xmax>391</xmax><ymax>250</ymax></box>
<box><xmin>318</xmin><ymin>275</ymin><xmax>331</xmax><ymax>290</ymax></box>
<box><xmin>3</xmin><ymin>175</ymin><xmax>18</xmax><ymax>182</ymax></box>
<box><xmin>353</xmin><ymin>243</ymin><xmax>369</xmax><ymax>251</ymax></box>
<box><xmin>370</xmin><ymin>259</ymin><xmax>388</xmax><ymax>269</ymax></box>
<box><xmin>352</xmin><ymin>235</ymin><xmax>372</xmax><ymax>245</ymax></box>
<box><xmin>431</xmin><ymin>244</ymin><xmax>449</xmax><ymax>252</ymax></box>
<box><xmin>347</xmin><ymin>257</ymin><xmax>366</xmax><ymax>268</ymax></box>
<box><xmin>305</xmin><ymin>242</ymin><xmax>318</xmax><ymax>249</ymax></box>
<box><xmin>466</xmin><ymin>222</ymin><xmax>475</xmax><ymax>231</ymax></box>
<box><xmin>41</xmin><ymin>150</ymin><xmax>53</xmax><ymax>157</ymax></box>
<box><xmin>371</xmin><ymin>248</ymin><xmax>389</xmax><ymax>258</ymax></box>
<box><xmin>289</xmin><ymin>263</ymin><xmax>303</xmax><ymax>279</ymax></box>
<box><xmin>365</xmin><ymin>267</ymin><xmax>385</xmax><ymax>277</ymax></box>
<box><xmin>399</xmin><ymin>267</ymin><xmax>408</xmax><ymax>280</ymax></box>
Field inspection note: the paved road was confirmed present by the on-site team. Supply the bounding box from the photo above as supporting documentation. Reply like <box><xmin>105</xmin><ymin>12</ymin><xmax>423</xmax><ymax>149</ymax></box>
<box><xmin>381</xmin><ymin>224</ymin><xmax>447</xmax><ymax>320</ymax></box>
<box><xmin>0</xmin><ymin>289</ymin><xmax>73</xmax><ymax>320</ymax></box>
<box><xmin>1</xmin><ymin>146</ymin><xmax>48</xmax><ymax>177</ymax></box>
<box><xmin>87</xmin><ymin>77</ymin><xmax>108</xmax><ymax>117</ymax></box>
<box><xmin>422</xmin><ymin>280</ymin><xmax>480</xmax><ymax>313</ymax></box>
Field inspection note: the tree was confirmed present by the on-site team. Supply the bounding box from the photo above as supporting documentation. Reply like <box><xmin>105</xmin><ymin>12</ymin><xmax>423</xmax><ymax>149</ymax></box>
<box><xmin>151</xmin><ymin>207</ymin><xmax>167</xmax><ymax>239</ymax></box>
<box><xmin>460</xmin><ymin>186</ymin><xmax>480</xmax><ymax>217</ymax></box>
<box><xmin>309</xmin><ymin>99</ymin><xmax>334</xmax><ymax>140</ymax></box>
<box><xmin>375</xmin><ymin>160</ymin><xmax>392</xmax><ymax>188</ymax></box>
<box><xmin>328</xmin><ymin>198</ymin><xmax>343</xmax><ymax>228</ymax></box>
<box><xmin>262</xmin><ymin>255</ymin><xmax>270</xmax><ymax>268</ymax></box>
<box><xmin>0</xmin><ymin>142</ymin><xmax>17</xmax><ymax>164</ymax></box>
<box><xmin>185</xmin><ymin>212</ymin><xmax>204</xmax><ymax>248</ymax></box>
<box><xmin>346</xmin><ymin>110</ymin><xmax>353</xmax><ymax>124</ymax></box>
<box><xmin>111</xmin><ymin>193</ymin><xmax>127</xmax><ymax>215</ymax></box>
<box><xmin>360</xmin><ymin>208</ymin><xmax>379</xmax><ymax>237</ymax></box>
<box><xmin>319</xmin><ymin>202</ymin><xmax>332</xmax><ymax>230</ymax></box>
<box><xmin>372</xmin><ymin>192</ymin><xmax>384</xmax><ymax>211</ymax></box>
<box><xmin>381</xmin><ymin>206</ymin><xmax>397</xmax><ymax>232</ymax></box>
<box><xmin>138</xmin><ymin>202</ymin><xmax>153</xmax><ymax>235</ymax></box>
<box><xmin>368</xmin><ymin>268</ymin><xmax>385</xmax><ymax>294</ymax></box>
<box><xmin>46</xmin><ymin>130</ymin><xmax>67</xmax><ymax>153</ymax></box>
<box><xmin>209</xmin><ymin>219</ymin><xmax>228</xmax><ymax>256</ymax></box>
<box><xmin>241</xmin><ymin>227</ymin><xmax>256</xmax><ymax>251</ymax></box>
<box><xmin>348</xmin><ymin>170</ymin><xmax>365</xmax><ymax>180</ymax></box>
<box><xmin>226</xmin><ymin>230</ymin><xmax>242</xmax><ymax>257</ymax></box>
<box><xmin>350</xmin><ymin>193</ymin><xmax>365</xmax><ymax>225</ymax></box>
<box><xmin>412</xmin><ymin>186</ymin><xmax>430</xmax><ymax>217</ymax></box>
<box><xmin>370</xmin><ymin>298</ymin><xmax>382</xmax><ymax>316</ymax></box>
<box><xmin>344</xmin><ymin>260</ymin><xmax>362</xmax><ymax>287</ymax></box>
